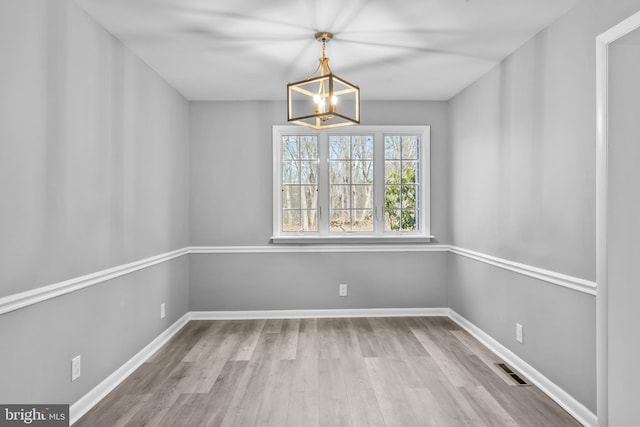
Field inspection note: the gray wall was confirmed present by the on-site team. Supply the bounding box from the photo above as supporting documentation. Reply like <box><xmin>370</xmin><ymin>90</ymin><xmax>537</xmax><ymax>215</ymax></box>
<box><xmin>448</xmin><ymin>0</ymin><xmax>640</xmax><ymax>414</ymax></box>
<box><xmin>0</xmin><ymin>257</ymin><xmax>189</xmax><ymax>405</ymax></box>
<box><xmin>607</xmin><ymin>36</ymin><xmax>640</xmax><ymax>426</ymax></box>
<box><xmin>0</xmin><ymin>0</ymin><xmax>190</xmax><ymax>404</ymax></box>
<box><xmin>448</xmin><ymin>255</ymin><xmax>597</xmax><ymax>411</ymax></box>
<box><xmin>191</xmin><ymin>252</ymin><xmax>448</xmax><ymax>311</ymax></box>
<box><xmin>189</xmin><ymin>100</ymin><xmax>450</xmax><ymax>245</ymax></box>
<box><xmin>189</xmin><ymin>100</ymin><xmax>450</xmax><ymax>310</ymax></box>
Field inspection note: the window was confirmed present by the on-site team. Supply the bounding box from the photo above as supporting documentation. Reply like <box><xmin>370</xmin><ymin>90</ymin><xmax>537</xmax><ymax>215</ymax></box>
<box><xmin>281</xmin><ymin>135</ymin><xmax>319</xmax><ymax>232</ymax></box>
<box><xmin>329</xmin><ymin>135</ymin><xmax>374</xmax><ymax>232</ymax></box>
<box><xmin>384</xmin><ymin>135</ymin><xmax>420</xmax><ymax>232</ymax></box>
<box><xmin>272</xmin><ymin>126</ymin><xmax>431</xmax><ymax>242</ymax></box>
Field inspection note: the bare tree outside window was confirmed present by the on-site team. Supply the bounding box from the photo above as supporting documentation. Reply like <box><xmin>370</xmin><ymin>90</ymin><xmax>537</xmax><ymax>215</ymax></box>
<box><xmin>274</xmin><ymin>126</ymin><xmax>429</xmax><ymax>240</ymax></box>
<box><xmin>281</xmin><ymin>135</ymin><xmax>318</xmax><ymax>231</ymax></box>
<box><xmin>329</xmin><ymin>135</ymin><xmax>374</xmax><ymax>232</ymax></box>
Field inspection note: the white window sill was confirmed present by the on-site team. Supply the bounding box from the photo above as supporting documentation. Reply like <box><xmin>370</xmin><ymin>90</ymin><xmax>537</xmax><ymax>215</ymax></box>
<box><xmin>270</xmin><ymin>234</ymin><xmax>434</xmax><ymax>244</ymax></box>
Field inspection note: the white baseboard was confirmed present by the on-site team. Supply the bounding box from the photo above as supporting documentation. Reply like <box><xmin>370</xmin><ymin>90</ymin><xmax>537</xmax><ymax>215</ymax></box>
<box><xmin>190</xmin><ymin>307</ymin><xmax>449</xmax><ymax>320</ymax></box>
<box><xmin>69</xmin><ymin>313</ymin><xmax>191</xmax><ymax>425</ymax></box>
<box><xmin>448</xmin><ymin>309</ymin><xmax>597</xmax><ymax>427</ymax></box>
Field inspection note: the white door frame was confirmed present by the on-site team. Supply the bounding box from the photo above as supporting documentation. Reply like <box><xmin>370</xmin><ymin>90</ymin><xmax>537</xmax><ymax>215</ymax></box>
<box><xmin>596</xmin><ymin>10</ymin><xmax>640</xmax><ymax>427</ymax></box>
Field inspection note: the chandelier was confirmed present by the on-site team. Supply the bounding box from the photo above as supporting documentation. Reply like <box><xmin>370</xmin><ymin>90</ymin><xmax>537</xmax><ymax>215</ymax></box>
<box><xmin>287</xmin><ymin>32</ymin><xmax>360</xmax><ymax>129</ymax></box>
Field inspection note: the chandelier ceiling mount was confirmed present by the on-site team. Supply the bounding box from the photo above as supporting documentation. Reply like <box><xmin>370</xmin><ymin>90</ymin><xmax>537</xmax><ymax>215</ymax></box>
<box><xmin>287</xmin><ymin>31</ymin><xmax>360</xmax><ymax>130</ymax></box>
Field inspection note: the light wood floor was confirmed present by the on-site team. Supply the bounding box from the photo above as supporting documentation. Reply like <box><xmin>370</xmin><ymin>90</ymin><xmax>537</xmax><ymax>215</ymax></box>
<box><xmin>76</xmin><ymin>317</ymin><xmax>581</xmax><ymax>427</ymax></box>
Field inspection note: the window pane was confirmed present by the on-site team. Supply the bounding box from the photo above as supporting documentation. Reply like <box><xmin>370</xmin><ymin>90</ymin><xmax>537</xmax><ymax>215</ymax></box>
<box><xmin>283</xmin><ymin>210</ymin><xmax>301</xmax><ymax>232</ymax></box>
<box><xmin>385</xmin><ymin>210</ymin><xmax>401</xmax><ymax>231</ymax></box>
<box><xmin>301</xmin><ymin>210</ymin><xmax>318</xmax><ymax>231</ymax></box>
<box><xmin>299</xmin><ymin>136</ymin><xmax>317</xmax><ymax>159</ymax></box>
<box><xmin>401</xmin><ymin>210</ymin><xmax>417</xmax><ymax>230</ymax></box>
<box><xmin>385</xmin><ymin>136</ymin><xmax>401</xmax><ymax>159</ymax></box>
<box><xmin>282</xmin><ymin>137</ymin><xmax>298</xmax><ymax>160</ymax></box>
<box><xmin>353</xmin><ymin>185</ymin><xmax>373</xmax><ymax>209</ymax></box>
<box><xmin>385</xmin><ymin>161</ymin><xmax>401</xmax><ymax>184</ymax></box>
<box><xmin>401</xmin><ymin>161</ymin><xmax>418</xmax><ymax>183</ymax></box>
<box><xmin>402</xmin><ymin>185</ymin><xmax>417</xmax><ymax>209</ymax></box>
<box><xmin>385</xmin><ymin>185</ymin><xmax>401</xmax><ymax>209</ymax></box>
<box><xmin>330</xmin><ymin>210</ymin><xmax>351</xmax><ymax>232</ymax></box>
<box><xmin>282</xmin><ymin>185</ymin><xmax>301</xmax><ymax>209</ymax></box>
<box><xmin>282</xmin><ymin>161</ymin><xmax>299</xmax><ymax>184</ymax></box>
<box><xmin>352</xmin><ymin>136</ymin><xmax>373</xmax><ymax>160</ymax></box>
<box><xmin>330</xmin><ymin>185</ymin><xmax>350</xmax><ymax>209</ymax></box>
<box><xmin>352</xmin><ymin>160</ymin><xmax>373</xmax><ymax>184</ymax></box>
<box><xmin>402</xmin><ymin>136</ymin><xmax>419</xmax><ymax>160</ymax></box>
<box><xmin>329</xmin><ymin>136</ymin><xmax>350</xmax><ymax>160</ymax></box>
<box><xmin>383</xmin><ymin>133</ymin><xmax>420</xmax><ymax>233</ymax></box>
<box><xmin>352</xmin><ymin>210</ymin><xmax>373</xmax><ymax>231</ymax></box>
<box><xmin>385</xmin><ymin>209</ymin><xmax>418</xmax><ymax>231</ymax></box>
<box><xmin>301</xmin><ymin>185</ymin><xmax>318</xmax><ymax>209</ymax></box>
<box><xmin>330</xmin><ymin>161</ymin><xmax>350</xmax><ymax>184</ymax></box>
<box><xmin>329</xmin><ymin>135</ymin><xmax>375</xmax><ymax>234</ymax></box>
<box><xmin>300</xmin><ymin>161</ymin><xmax>318</xmax><ymax>184</ymax></box>
<box><xmin>281</xmin><ymin>136</ymin><xmax>318</xmax><ymax>233</ymax></box>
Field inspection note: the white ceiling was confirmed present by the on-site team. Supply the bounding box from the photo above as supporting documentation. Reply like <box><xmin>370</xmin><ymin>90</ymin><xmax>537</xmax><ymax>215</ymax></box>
<box><xmin>75</xmin><ymin>0</ymin><xmax>582</xmax><ymax>101</ymax></box>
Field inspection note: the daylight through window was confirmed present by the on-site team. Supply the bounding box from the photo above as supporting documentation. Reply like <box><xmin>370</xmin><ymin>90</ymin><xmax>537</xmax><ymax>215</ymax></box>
<box><xmin>273</xmin><ymin>126</ymin><xmax>430</xmax><ymax>242</ymax></box>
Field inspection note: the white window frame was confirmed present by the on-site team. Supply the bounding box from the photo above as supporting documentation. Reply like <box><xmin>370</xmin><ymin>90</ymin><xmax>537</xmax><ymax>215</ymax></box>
<box><xmin>272</xmin><ymin>125</ymin><xmax>432</xmax><ymax>243</ymax></box>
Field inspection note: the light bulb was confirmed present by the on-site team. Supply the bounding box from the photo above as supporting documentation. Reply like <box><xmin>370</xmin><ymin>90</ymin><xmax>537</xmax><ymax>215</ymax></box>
<box><xmin>313</xmin><ymin>94</ymin><xmax>321</xmax><ymax>113</ymax></box>
<box><xmin>313</xmin><ymin>94</ymin><xmax>325</xmax><ymax>113</ymax></box>
<box><xmin>330</xmin><ymin>95</ymin><xmax>338</xmax><ymax>113</ymax></box>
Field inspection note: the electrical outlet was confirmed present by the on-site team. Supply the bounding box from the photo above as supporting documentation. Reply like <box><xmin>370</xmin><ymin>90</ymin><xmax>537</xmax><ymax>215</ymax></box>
<box><xmin>71</xmin><ymin>355</ymin><xmax>81</xmax><ymax>382</ymax></box>
<box><xmin>516</xmin><ymin>323</ymin><xmax>524</xmax><ymax>344</ymax></box>
<box><xmin>160</xmin><ymin>303</ymin><xmax>166</xmax><ymax>319</ymax></box>
<box><xmin>339</xmin><ymin>284</ymin><xmax>348</xmax><ymax>297</ymax></box>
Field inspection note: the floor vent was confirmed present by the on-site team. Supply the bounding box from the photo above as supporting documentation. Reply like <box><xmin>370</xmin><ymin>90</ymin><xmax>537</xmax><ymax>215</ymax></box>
<box><xmin>496</xmin><ymin>363</ymin><xmax>531</xmax><ymax>386</ymax></box>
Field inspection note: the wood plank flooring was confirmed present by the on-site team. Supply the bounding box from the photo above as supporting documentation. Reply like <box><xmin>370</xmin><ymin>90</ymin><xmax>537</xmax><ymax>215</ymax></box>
<box><xmin>75</xmin><ymin>317</ymin><xmax>581</xmax><ymax>427</ymax></box>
